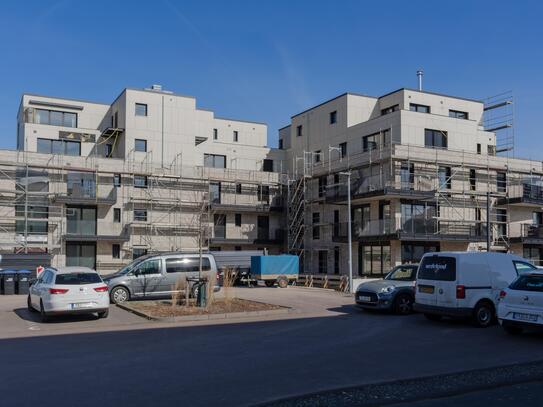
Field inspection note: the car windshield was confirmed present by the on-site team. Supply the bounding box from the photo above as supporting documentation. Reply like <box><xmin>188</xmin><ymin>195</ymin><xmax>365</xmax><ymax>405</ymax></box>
<box><xmin>510</xmin><ymin>275</ymin><xmax>543</xmax><ymax>292</ymax></box>
<box><xmin>116</xmin><ymin>258</ymin><xmax>146</xmax><ymax>275</ymax></box>
<box><xmin>386</xmin><ymin>266</ymin><xmax>416</xmax><ymax>281</ymax></box>
<box><xmin>55</xmin><ymin>273</ymin><xmax>102</xmax><ymax>285</ymax></box>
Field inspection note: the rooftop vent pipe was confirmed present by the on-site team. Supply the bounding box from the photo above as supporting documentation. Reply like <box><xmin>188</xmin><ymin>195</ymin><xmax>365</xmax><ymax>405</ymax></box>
<box><xmin>417</xmin><ymin>70</ymin><xmax>423</xmax><ymax>91</ymax></box>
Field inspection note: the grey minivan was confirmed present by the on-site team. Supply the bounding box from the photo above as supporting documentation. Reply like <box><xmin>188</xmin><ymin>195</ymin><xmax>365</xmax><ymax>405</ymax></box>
<box><xmin>103</xmin><ymin>252</ymin><xmax>219</xmax><ymax>304</ymax></box>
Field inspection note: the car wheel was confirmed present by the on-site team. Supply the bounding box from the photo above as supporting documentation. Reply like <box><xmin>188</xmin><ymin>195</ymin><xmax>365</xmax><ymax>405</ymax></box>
<box><xmin>393</xmin><ymin>294</ymin><xmax>414</xmax><ymax>315</ymax></box>
<box><xmin>424</xmin><ymin>313</ymin><xmax>442</xmax><ymax>322</ymax></box>
<box><xmin>98</xmin><ymin>310</ymin><xmax>109</xmax><ymax>319</ymax></box>
<box><xmin>40</xmin><ymin>300</ymin><xmax>49</xmax><ymax>323</ymax></box>
<box><xmin>277</xmin><ymin>277</ymin><xmax>288</xmax><ymax>288</ymax></box>
<box><xmin>110</xmin><ymin>286</ymin><xmax>130</xmax><ymax>304</ymax></box>
<box><xmin>27</xmin><ymin>295</ymin><xmax>37</xmax><ymax>313</ymax></box>
<box><xmin>503</xmin><ymin>323</ymin><xmax>523</xmax><ymax>335</ymax></box>
<box><xmin>473</xmin><ymin>301</ymin><xmax>495</xmax><ymax>328</ymax></box>
<box><xmin>265</xmin><ymin>280</ymin><xmax>275</xmax><ymax>287</ymax></box>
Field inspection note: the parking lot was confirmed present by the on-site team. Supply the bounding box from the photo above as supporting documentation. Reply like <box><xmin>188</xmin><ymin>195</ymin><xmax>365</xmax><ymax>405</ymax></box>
<box><xmin>0</xmin><ymin>287</ymin><xmax>542</xmax><ymax>406</ymax></box>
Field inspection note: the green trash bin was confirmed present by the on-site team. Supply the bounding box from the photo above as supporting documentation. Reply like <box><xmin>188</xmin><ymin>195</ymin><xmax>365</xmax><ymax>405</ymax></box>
<box><xmin>196</xmin><ymin>281</ymin><xmax>208</xmax><ymax>307</ymax></box>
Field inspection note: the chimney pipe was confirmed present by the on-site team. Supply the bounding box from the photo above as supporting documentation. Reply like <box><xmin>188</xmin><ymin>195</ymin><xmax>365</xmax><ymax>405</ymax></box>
<box><xmin>417</xmin><ymin>70</ymin><xmax>423</xmax><ymax>91</ymax></box>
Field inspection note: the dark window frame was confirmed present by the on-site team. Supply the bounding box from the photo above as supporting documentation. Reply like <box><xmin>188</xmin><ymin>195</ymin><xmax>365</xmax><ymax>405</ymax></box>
<box><xmin>135</xmin><ymin>103</ymin><xmax>148</xmax><ymax>117</ymax></box>
<box><xmin>235</xmin><ymin>213</ymin><xmax>242</xmax><ymax>227</ymax></box>
<box><xmin>330</xmin><ymin>110</ymin><xmax>337</xmax><ymax>124</ymax></box>
<box><xmin>449</xmin><ymin>109</ymin><xmax>469</xmax><ymax>120</ymax></box>
<box><xmin>134</xmin><ymin>139</ymin><xmax>147</xmax><ymax>152</ymax></box>
<box><xmin>112</xmin><ymin>244</ymin><xmax>120</xmax><ymax>259</ymax></box>
<box><xmin>410</xmin><ymin>103</ymin><xmax>431</xmax><ymax>113</ymax></box>
<box><xmin>113</xmin><ymin>208</ymin><xmax>121</xmax><ymax>223</ymax></box>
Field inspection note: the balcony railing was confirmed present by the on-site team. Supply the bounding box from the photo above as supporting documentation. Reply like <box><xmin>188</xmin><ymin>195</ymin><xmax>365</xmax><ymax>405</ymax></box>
<box><xmin>506</xmin><ymin>183</ymin><xmax>543</xmax><ymax>204</ymax></box>
<box><xmin>66</xmin><ymin>220</ymin><xmax>96</xmax><ymax>236</ymax></box>
<box><xmin>55</xmin><ymin>184</ymin><xmax>117</xmax><ymax>205</ymax></box>
<box><xmin>520</xmin><ymin>224</ymin><xmax>543</xmax><ymax>240</ymax></box>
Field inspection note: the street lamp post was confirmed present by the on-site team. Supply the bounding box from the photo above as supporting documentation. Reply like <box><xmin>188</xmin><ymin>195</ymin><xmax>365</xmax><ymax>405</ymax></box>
<box><xmin>340</xmin><ymin>172</ymin><xmax>353</xmax><ymax>293</ymax></box>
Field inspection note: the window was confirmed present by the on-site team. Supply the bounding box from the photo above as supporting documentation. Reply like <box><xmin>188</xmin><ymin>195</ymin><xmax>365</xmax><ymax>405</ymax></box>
<box><xmin>359</xmin><ymin>245</ymin><xmax>391</xmax><ymax>276</ymax></box>
<box><xmin>112</xmin><ymin>244</ymin><xmax>120</xmax><ymax>259</ymax></box>
<box><xmin>381</xmin><ymin>105</ymin><xmax>399</xmax><ymax>115</ymax></box>
<box><xmin>400</xmin><ymin>243</ymin><xmax>438</xmax><ymax>264</ymax></box>
<box><xmin>105</xmin><ymin>144</ymin><xmax>113</xmax><ymax>158</ymax></box>
<box><xmin>513</xmin><ymin>261</ymin><xmax>537</xmax><ymax>275</ymax></box>
<box><xmin>134</xmin><ymin>209</ymin><xmax>148</xmax><ymax>222</ymax></box>
<box><xmin>339</xmin><ymin>142</ymin><xmax>347</xmax><ymax>158</ymax></box>
<box><xmin>235</xmin><ymin>183</ymin><xmax>242</xmax><ymax>194</ymax></box>
<box><xmin>296</xmin><ymin>125</ymin><xmax>303</xmax><ymax>137</ymax></box>
<box><xmin>401</xmin><ymin>202</ymin><xmax>437</xmax><ymax>235</ymax></box>
<box><xmin>204</xmin><ymin>154</ymin><xmax>226</xmax><ymax>168</ymax></box>
<box><xmin>132</xmin><ymin>248</ymin><xmax>148</xmax><ymax>259</ymax></box>
<box><xmin>166</xmin><ymin>257</ymin><xmax>211</xmax><ymax>273</ymax></box>
<box><xmin>400</xmin><ymin>162</ymin><xmax>415</xmax><ymax>189</ymax></box>
<box><xmin>235</xmin><ymin>246</ymin><xmax>242</xmax><ymax>251</ymax></box>
<box><xmin>279</xmin><ymin>139</ymin><xmax>283</xmax><ymax>149</ymax></box>
<box><xmin>314</xmin><ymin>150</ymin><xmax>321</xmax><ymax>163</ymax></box>
<box><xmin>333</xmin><ymin>210</ymin><xmax>340</xmax><ymax>237</ymax></box>
<box><xmin>532</xmin><ymin>212</ymin><xmax>543</xmax><ymax>225</ymax></box>
<box><xmin>134</xmin><ymin>175</ymin><xmax>148</xmax><ymax>188</ymax></box>
<box><xmin>135</xmin><ymin>103</ymin><xmax>148</xmax><ymax>116</ymax></box>
<box><xmin>313</xmin><ymin>212</ymin><xmax>320</xmax><ymax>240</ymax></box>
<box><xmin>113</xmin><ymin>208</ymin><xmax>121</xmax><ymax>223</ymax></box>
<box><xmin>424</xmin><ymin>129</ymin><xmax>448</xmax><ymax>149</ymax></box>
<box><xmin>469</xmin><ymin>169</ymin><xmax>476</xmax><ymax>191</ymax></box>
<box><xmin>66</xmin><ymin>206</ymin><xmax>96</xmax><ymax>236</ymax></box>
<box><xmin>449</xmin><ymin>110</ymin><xmax>468</xmax><ymax>120</ymax></box>
<box><xmin>37</xmin><ymin>138</ymin><xmax>80</xmax><ymax>156</ymax></box>
<box><xmin>213</xmin><ymin>128</ymin><xmax>218</xmax><ymax>140</ymax></box>
<box><xmin>334</xmin><ymin>247</ymin><xmax>340</xmax><ymax>275</ymax></box>
<box><xmin>438</xmin><ymin>166</ymin><xmax>451</xmax><ymax>189</ymax></box>
<box><xmin>257</xmin><ymin>185</ymin><xmax>270</xmax><ymax>203</ymax></box>
<box><xmin>33</xmin><ymin>109</ymin><xmax>77</xmax><ymax>128</ymax></box>
<box><xmin>410</xmin><ymin>103</ymin><xmax>430</xmax><ymax>113</ymax></box>
<box><xmin>488</xmin><ymin>145</ymin><xmax>496</xmax><ymax>156</ymax></box>
<box><xmin>318</xmin><ymin>251</ymin><xmax>328</xmax><ymax>274</ymax></box>
<box><xmin>362</xmin><ymin>133</ymin><xmax>378</xmax><ymax>152</ymax></box>
<box><xmin>55</xmin><ymin>273</ymin><xmax>102</xmax><ymax>285</ymax></box>
<box><xmin>233</xmin><ymin>131</ymin><xmax>239</xmax><ymax>142</ymax></box>
<box><xmin>210</xmin><ymin>182</ymin><xmax>221</xmax><ymax>204</ymax></box>
<box><xmin>113</xmin><ymin>111</ymin><xmax>118</xmax><ymax>128</ymax></box>
<box><xmin>214</xmin><ymin>214</ymin><xmax>226</xmax><ymax>238</ymax></box>
<box><xmin>497</xmin><ymin>172</ymin><xmax>507</xmax><ymax>193</ymax></box>
<box><xmin>235</xmin><ymin>213</ymin><xmax>242</xmax><ymax>227</ymax></box>
<box><xmin>330</xmin><ymin>110</ymin><xmax>337</xmax><ymax>124</ymax></box>
<box><xmin>15</xmin><ymin>220</ymin><xmax>48</xmax><ymax>235</ymax></box>
<box><xmin>318</xmin><ymin>176</ymin><xmax>327</xmax><ymax>198</ymax></box>
<box><xmin>135</xmin><ymin>139</ymin><xmax>147</xmax><ymax>152</ymax></box>
<box><xmin>418</xmin><ymin>256</ymin><xmax>456</xmax><ymax>281</ymax></box>
<box><xmin>135</xmin><ymin>259</ymin><xmax>161</xmax><ymax>275</ymax></box>
<box><xmin>263</xmin><ymin>159</ymin><xmax>274</xmax><ymax>172</ymax></box>
<box><xmin>15</xmin><ymin>205</ymin><xmax>48</xmax><ymax>219</ymax></box>
<box><xmin>496</xmin><ymin>209</ymin><xmax>507</xmax><ymax>236</ymax></box>
<box><xmin>113</xmin><ymin>174</ymin><xmax>121</xmax><ymax>187</ymax></box>
<box><xmin>477</xmin><ymin>143</ymin><xmax>481</xmax><ymax>154</ymax></box>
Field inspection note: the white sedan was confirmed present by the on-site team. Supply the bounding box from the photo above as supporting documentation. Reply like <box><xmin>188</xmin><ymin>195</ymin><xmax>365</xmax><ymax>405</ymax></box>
<box><xmin>28</xmin><ymin>267</ymin><xmax>110</xmax><ymax>322</ymax></box>
<box><xmin>498</xmin><ymin>272</ymin><xmax>543</xmax><ymax>334</ymax></box>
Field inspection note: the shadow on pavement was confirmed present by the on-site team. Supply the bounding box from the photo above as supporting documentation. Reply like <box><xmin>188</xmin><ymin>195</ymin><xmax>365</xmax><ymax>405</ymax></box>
<box><xmin>13</xmin><ymin>307</ymin><xmax>100</xmax><ymax>324</ymax></box>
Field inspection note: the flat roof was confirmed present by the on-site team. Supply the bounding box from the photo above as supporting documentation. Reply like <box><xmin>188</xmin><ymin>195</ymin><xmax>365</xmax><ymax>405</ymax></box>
<box><xmin>21</xmin><ymin>93</ymin><xmax>110</xmax><ymax>107</ymax></box>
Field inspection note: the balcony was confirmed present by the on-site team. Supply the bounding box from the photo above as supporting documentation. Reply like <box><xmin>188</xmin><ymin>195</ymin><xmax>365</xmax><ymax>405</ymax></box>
<box><xmin>509</xmin><ymin>224</ymin><xmax>543</xmax><ymax>244</ymax></box>
<box><xmin>332</xmin><ymin>219</ymin><xmax>487</xmax><ymax>243</ymax></box>
<box><xmin>54</xmin><ymin>185</ymin><xmax>117</xmax><ymax>205</ymax></box>
<box><xmin>326</xmin><ymin>176</ymin><xmax>435</xmax><ymax>204</ymax></box>
<box><xmin>64</xmin><ymin>222</ymin><xmax>129</xmax><ymax>242</ymax></box>
<box><xmin>209</xmin><ymin>228</ymin><xmax>284</xmax><ymax>245</ymax></box>
<box><xmin>210</xmin><ymin>196</ymin><xmax>284</xmax><ymax>213</ymax></box>
<box><xmin>498</xmin><ymin>183</ymin><xmax>543</xmax><ymax>207</ymax></box>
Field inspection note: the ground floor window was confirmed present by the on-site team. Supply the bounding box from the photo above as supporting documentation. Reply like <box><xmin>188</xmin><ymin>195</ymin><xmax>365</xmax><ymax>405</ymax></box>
<box><xmin>524</xmin><ymin>246</ymin><xmax>542</xmax><ymax>267</ymax></box>
<box><xmin>66</xmin><ymin>242</ymin><xmax>96</xmax><ymax>269</ymax></box>
<box><xmin>132</xmin><ymin>248</ymin><xmax>148</xmax><ymax>260</ymax></box>
<box><xmin>401</xmin><ymin>242</ymin><xmax>439</xmax><ymax>264</ymax></box>
<box><xmin>358</xmin><ymin>244</ymin><xmax>391</xmax><ymax>277</ymax></box>
<box><xmin>318</xmin><ymin>250</ymin><xmax>328</xmax><ymax>274</ymax></box>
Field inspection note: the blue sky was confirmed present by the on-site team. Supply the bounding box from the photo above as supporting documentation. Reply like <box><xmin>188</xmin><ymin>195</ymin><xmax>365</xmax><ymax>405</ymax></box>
<box><xmin>0</xmin><ymin>0</ymin><xmax>542</xmax><ymax>158</ymax></box>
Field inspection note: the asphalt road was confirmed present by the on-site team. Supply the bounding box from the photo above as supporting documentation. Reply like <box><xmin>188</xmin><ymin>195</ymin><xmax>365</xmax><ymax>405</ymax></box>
<box><xmin>1</xmin><ymin>306</ymin><xmax>543</xmax><ymax>407</ymax></box>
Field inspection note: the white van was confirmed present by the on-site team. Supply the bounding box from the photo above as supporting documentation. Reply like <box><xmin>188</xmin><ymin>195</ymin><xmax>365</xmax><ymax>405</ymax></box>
<box><xmin>414</xmin><ymin>252</ymin><xmax>537</xmax><ymax>327</ymax></box>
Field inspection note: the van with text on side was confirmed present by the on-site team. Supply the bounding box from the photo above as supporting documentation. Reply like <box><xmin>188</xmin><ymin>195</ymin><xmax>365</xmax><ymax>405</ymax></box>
<box><xmin>413</xmin><ymin>252</ymin><xmax>537</xmax><ymax>327</ymax></box>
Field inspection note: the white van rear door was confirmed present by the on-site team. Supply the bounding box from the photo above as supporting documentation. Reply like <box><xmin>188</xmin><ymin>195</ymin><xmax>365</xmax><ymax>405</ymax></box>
<box><xmin>417</xmin><ymin>255</ymin><xmax>457</xmax><ymax>307</ymax></box>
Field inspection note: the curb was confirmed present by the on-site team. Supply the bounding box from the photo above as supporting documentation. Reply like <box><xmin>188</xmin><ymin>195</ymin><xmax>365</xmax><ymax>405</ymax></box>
<box><xmin>255</xmin><ymin>359</ymin><xmax>543</xmax><ymax>407</ymax></box>
<box><xmin>116</xmin><ymin>302</ymin><xmax>292</xmax><ymax>323</ymax></box>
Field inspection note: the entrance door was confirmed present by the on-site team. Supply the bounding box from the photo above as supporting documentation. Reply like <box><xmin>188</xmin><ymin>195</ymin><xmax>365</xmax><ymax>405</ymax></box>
<box><xmin>66</xmin><ymin>242</ymin><xmax>96</xmax><ymax>269</ymax></box>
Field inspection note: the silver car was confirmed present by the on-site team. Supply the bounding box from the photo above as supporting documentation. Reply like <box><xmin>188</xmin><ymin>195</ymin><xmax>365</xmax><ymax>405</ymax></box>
<box><xmin>355</xmin><ymin>264</ymin><xmax>419</xmax><ymax>315</ymax></box>
<box><xmin>103</xmin><ymin>252</ymin><xmax>219</xmax><ymax>304</ymax></box>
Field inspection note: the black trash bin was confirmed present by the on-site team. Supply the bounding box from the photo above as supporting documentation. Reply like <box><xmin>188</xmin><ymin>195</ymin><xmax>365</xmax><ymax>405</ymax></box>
<box><xmin>16</xmin><ymin>270</ymin><xmax>32</xmax><ymax>295</ymax></box>
<box><xmin>0</xmin><ymin>270</ymin><xmax>16</xmax><ymax>295</ymax></box>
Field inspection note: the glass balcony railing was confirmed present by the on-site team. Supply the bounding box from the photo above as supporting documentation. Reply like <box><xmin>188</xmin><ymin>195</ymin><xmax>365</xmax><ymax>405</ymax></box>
<box><xmin>66</xmin><ymin>220</ymin><xmax>96</xmax><ymax>236</ymax></box>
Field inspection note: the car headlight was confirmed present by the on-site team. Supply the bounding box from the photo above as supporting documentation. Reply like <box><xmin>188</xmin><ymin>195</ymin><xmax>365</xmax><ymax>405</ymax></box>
<box><xmin>380</xmin><ymin>286</ymin><xmax>396</xmax><ymax>294</ymax></box>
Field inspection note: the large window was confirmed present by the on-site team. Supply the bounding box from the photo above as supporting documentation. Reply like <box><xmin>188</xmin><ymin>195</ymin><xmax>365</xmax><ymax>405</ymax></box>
<box><xmin>400</xmin><ymin>162</ymin><xmax>415</xmax><ymax>189</ymax></box>
<box><xmin>401</xmin><ymin>243</ymin><xmax>439</xmax><ymax>263</ymax></box>
<box><xmin>134</xmin><ymin>209</ymin><xmax>148</xmax><ymax>222</ymax></box>
<box><xmin>410</xmin><ymin>103</ymin><xmax>430</xmax><ymax>113</ymax></box>
<box><xmin>66</xmin><ymin>242</ymin><xmax>96</xmax><ymax>269</ymax></box>
<box><xmin>210</xmin><ymin>182</ymin><xmax>221</xmax><ymax>204</ymax></box>
<box><xmin>401</xmin><ymin>202</ymin><xmax>437</xmax><ymax>235</ymax></box>
<box><xmin>424</xmin><ymin>129</ymin><xmax>447</xmax><ymax>149</ymax></box>
<box><xmin>135</xmin><ymin>103</ymin><xmax>148</xmax><ymax>116</ymax></box>
<box><xmin>37</xmin><ymin>138</ymin><xmax>80</xmax><ymax>156</ymax></box>
<box><xmin>204</xmin><ymin>154</ymin><xmax>226</xmax><ymax>169</ymax></box>
<box><xmin>15</xmin><ymin>205</ymin><xmax>48</xmax><ymax>219</ymax></box>
<box><xmin>66</xmin><ymin>206</ymin><xmax>97</xmax><ymax>236</ymax></box>
<box><xmin>15</xmin><ymin>220</ymin><xmax>48</xmax><ymax>235</ymax></box>
<box><xmin>449</xmin><ymin>110</ymin><xmax>468</xmax><ymax>120</ymax></box>
<box><xmin>34</xmin><ymin>109</ymin><xmax>77</xmax><ymax>128</ymax></box>
<box><xmin>438</xmin><ymin>166</ymin><xmax>452</xmax><ymax>189</ymax></box>
<box><xmin>359</xmin><ymin>245</ymin><xmax>391</xmax><ymax>277</ymax></box>
<box><xmin>362</xmin><ymin>133</ymin><xmax>378</xmax><ymax>152</ymax></box>
<box><xmin>67</xmin><ymin>171</ymin><xmax>95</xmax><ymax>198</ymax></box>
<box><xmin>135</xmin><ymin>139</ymin><xmax>147</xmax><ymax>152</ymax></box>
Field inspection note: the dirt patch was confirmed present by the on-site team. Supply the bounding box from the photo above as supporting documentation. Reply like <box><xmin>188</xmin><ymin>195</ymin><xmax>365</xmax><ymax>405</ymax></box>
<box><xmin>127</xmin><ymin>298</ymin><xmax>284</xmax><ymax>318</ymax></box>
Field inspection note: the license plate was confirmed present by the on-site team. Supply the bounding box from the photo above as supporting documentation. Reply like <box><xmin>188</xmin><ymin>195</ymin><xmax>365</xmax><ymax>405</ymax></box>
<box><xmin>358</xmin><ymin>296</ymin><xmax>373</xmax><ymax>302</ymax></box>
<box><xmin>71</xmin><ymin>302</ymin><xmax>93</xmax><ymax>309</ymax></box>
<box><xmin>419</xmin><ymin>285</ymin><xmax>434</xmax><ymax>294</ymax></box>
<box><xmin>512</xmin><ymin>313</ymin><xmax>538</xmax><ymax>322</ymax></box>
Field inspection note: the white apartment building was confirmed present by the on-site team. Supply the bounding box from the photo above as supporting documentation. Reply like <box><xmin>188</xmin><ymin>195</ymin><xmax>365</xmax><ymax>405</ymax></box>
<box><xmin>4</xmin><ymin>86</ymin><xmax>286</xmax><ymax>272</ymax></box>
<box><xmin>279</xmin><ymin>88</ymin><xmax>543</xmax><ymax>276</ymax></box>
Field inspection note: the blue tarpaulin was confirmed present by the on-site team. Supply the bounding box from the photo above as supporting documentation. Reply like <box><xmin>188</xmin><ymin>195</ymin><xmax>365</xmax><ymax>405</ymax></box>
<box><xmin>250</xmin><ymin>255</ymin><xmax>299</xmax><ymax>279</ymax></box>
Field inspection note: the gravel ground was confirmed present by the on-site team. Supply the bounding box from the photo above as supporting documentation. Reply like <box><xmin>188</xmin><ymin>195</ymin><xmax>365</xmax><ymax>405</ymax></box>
<box><xmin>259</xmin><ymin>360</ymin><xmax>543</xmax><ymax>407</ymax></box>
